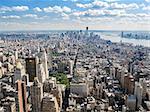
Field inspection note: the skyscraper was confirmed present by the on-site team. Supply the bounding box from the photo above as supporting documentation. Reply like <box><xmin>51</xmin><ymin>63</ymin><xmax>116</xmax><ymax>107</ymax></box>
<box><xmin>25</xmin><ymin>57</ymin><xmax>38</xmax><ymax>82</ymax></box>
<box><xmin>85</xmin><ymin>27</ymin><xmax>89</xmax><ymax>37</ymax></box>
<box><xmin>86</xmin><ymin>27</ymin><xmax>88</xmax><ymax>31</ymax></box>
<box><xmin>121</xmin><ymin>31</ymin><xmax>124</xmax><ymax>37</ymax></box>
<box><xmin>37</xmin><ymin>62</ymin><xmax>46</xmax><ymax>83</ymax></box>
<box><xmin>15</xmin><ymin>49</ymin><xmax>18</xmax><ymax>61</ymax></box>
<box><xmin>30</xmin><ymin>77</ymin><xmax>43</xmax><ymax>112</ymax></box>
<box><xmin>43</xmin><ymin>50</ymin><xmax>49</xmax><ymax>79</ymax></box>
<box><xmin>38</xmin><ymin>49</ymin><xmax>49</xmax><ymax>80</ymax></box>
<box><xmin>15</xmin><ymin>80</ymin><xmax>28</xmax><ymax>112</ymax></box>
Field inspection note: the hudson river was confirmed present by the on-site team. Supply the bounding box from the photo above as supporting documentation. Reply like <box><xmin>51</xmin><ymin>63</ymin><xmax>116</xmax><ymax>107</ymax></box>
<box><xmin>97</xmin><ymin>32</ymin><xmax>150</xmax><ymax>47</ymax></box>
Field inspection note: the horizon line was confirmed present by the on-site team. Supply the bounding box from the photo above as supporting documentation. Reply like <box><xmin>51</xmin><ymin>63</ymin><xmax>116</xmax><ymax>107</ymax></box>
<box><xmin>0</xmin><ymin>29</ymin><xmax>150</xmax><ymax>33</ymax></box>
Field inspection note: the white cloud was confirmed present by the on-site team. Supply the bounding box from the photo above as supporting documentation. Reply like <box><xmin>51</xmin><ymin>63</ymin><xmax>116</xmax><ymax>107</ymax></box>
<box><xmin>12</xmin><ymin>6</ymin><xmax>29</xmax><ymax>11</ymax></box>
<box><xmin>104</xmin><ymin>9</ymin><xmax>125</xmax><ymax>16</ymax></box>
<box><xmin>0</xmin><ymin>6</ymin><xmax>12</xmax><ymax>12</ymax></box>
<box><xmin>1</xmin><ymin>15</ymin><xmax>21</xmax><ymax>19</ymax></box>
<box><xmin>145</xmin><ymin>0</ymin><xmax>150</xmax><ymax>2</ymax></box>
<box><xmin>43</xmin><ymin>7</ymin><xmax>53</xmax><ymax>12</ymax></box>
<box><xmin>76</xmin><ymin>3</ymin><xmax>92</xmax><ymax>8</ymax></box>
<box><xmin>93</xmin><ymin>1</ymin><xmax>109</xmax><ymax>8</ymax></box>
<box><xmin>76</xmin><ymin>1</ymin><xmax>139</xmax><ymax>10</ymax></box>
<box><xmin>0</xmin><ymin>6</ymin><xmax>29</xmax><ymax>12</ymax></box>
<box><xmin>119</xmin><ymin>13</ymin><xmax>136</xmax><ymax>18</ymax></box>
<box><xmin>23</xmin><ymin>14</ymin><xmax>44</xmax><ymax>19</ymax></box>
<box><xmin>61</xmin><ymin>13</ymin><xmax>70</xmax><ymax>20</ymax></box>
<box><xmin>72</xmin><ymin>11</ymin><xmax>86</xmax><ymax>16</ymax></box>
<box><xmin>62</xmin><ymin>6</ymin><xmax>71</xmax><ymax>13</ymax></box>
<box><xmin>87</xmin><ymin>9</ymin><xmax>105</xmax><ymax>16</ymax></box>
<box><xmin>110</xmin><ymin>3</ymin><xmax>139</xmax><ymax>9</ymax></box>
<box><xmin>72</xmin><ymin>9</ymin><xmax>125</xmax><ymax>17</ymax></box>
<box><xmin>76</xmin><ymin>1</ymin><xmax>109</xmax><ymax>8</ymax></box>
<box><xmin>43</xmin><ymin>6</ymin><xmax>71</xmax><ymax>13</ymax></box>
<box><xmin>143</xmin><ymin>6</ymin><xmax>150</xmax><ymax>10</ymax></box>
<box><xmin>77</xmin><ymin>17</ymin><xmax>114</xmax><ymax>23</ymax></box>
<box><xmin>33</xmin><ymin>7</ymin><xmax>42</xmax><ymax>12</ymax></box>
<box><xmin>23</xmin><ymin>14</ymin><xmax>38</xmax><ymax>18</ymax></box>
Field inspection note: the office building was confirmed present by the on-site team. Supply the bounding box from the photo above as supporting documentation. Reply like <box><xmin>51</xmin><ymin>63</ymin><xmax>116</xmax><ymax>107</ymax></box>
<box><xmin>30</xmin><ymin>77</ymin><xmax>43</xmax><ymax>112</ymax></box>
<box><xmin>25</xmin><ymin>57</ymin><xmax>38</xmax><ymax>82</ymax></box>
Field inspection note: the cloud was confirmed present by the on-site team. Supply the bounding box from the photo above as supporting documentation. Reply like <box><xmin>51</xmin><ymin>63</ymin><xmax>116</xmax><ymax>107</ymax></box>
<box><xmin>61</xmin><ymin>13</ymin><xmax>70</xmax><ymax>20</ymax></box>
<box><xmin>23</xmin><ymin>14</ymin><xmax>44</xmax><ymax>19</ymax></box>
<box><xmin>12</xmin><ymin>6</ymin><xmax>29</xmax><ymax>11</ymax></box>
<box><xmin>72</xmin><ymin>9</ymin><xmax>126</xmax><ymax>17</ymax></box>
<box><xmin>93</xmin><ymin>1</ymin><xmax>109</xmax><ymax>8</ymax></box>
<box><xmin>143</xmin><ymin>6</ymin><xmax>150</xmax><ymax>10</ymax></box>
<box><xmin>145</xmin><ymin>0</ymin><xmax>150</xmax><ymax>2</ymax></box>
<box><xmin>23</xmin><ymin>14</ymin><xmax>38</xmax><ymax>18</ymax></box>
<box><xmin>63</xmin><ymin>6</ymin><xmax>72</xmax><ymax>13</ymax></box>
<box><xmin>76</xmin><ymin>1</ymin><xmax>109</xmax><ymax>8</ymax></box>
<box><xmin>110</xmin><ymin>3</ymin><xmax>139</xmax><ymax>9</ymax></box>
<box><xmin>76</xmin><ymin>1</ymin><xmax>139</xmax><ymax>10</ymax></box>
<box><xmin>0</xmin><ymin>6</ymin><xmax>29</xmax><ymax>12</ymax></box>
<box><xmin>72</xmin><ymin>11</ymin><xmax>86</xmax><ymax>16</ymax></box>
<box><xmin>43</xmin><ymin>6</ymin><xmax>71</xmax><ymax>13</ymax></box>
<box><xmin>1</xmin><ymin>15</ymin><xmax>21</xmax><ymax>19</ymax></box>
<box><xmin>119</xmin><ymin>13</ymin><xmax>136</xmax><ymax>18</ymax></box>
<box><xmin>76</xmin><ymin>3</ymin><xmax>93</xmax><ymax>8</ymax></box>
<box><xmin>33</xmin><ymin>7</ymin><xmax>42</xmax><ymax>12</ymax></box>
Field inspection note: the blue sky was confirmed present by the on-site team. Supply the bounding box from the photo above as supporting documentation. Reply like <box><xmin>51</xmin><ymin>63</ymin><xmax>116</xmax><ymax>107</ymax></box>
<box><xmin>0</xmin><ymin>0</ymin><xmax>150</xmax><ymax>31</ymax></box>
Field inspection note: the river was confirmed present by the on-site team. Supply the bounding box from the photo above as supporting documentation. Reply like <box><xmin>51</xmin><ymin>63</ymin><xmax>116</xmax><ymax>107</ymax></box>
<box><xmin>96</xmin><ymin>32</ymin><xmax>150</xmax><ymax>47</ymax></box>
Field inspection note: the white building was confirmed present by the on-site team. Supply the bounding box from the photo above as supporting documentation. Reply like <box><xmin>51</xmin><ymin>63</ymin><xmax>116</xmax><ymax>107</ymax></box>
<box><xmin>37</xmin><ymin>63</ymin><xmax>46</xmax><ymax>83</ymax></box>
<box><xmin>134</xmin><ymin>82</ymin><xmax>143</xmax><ymax>107</ymax></box>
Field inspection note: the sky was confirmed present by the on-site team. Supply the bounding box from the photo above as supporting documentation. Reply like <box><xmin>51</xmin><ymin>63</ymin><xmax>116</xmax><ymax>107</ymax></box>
<box><xmin>0</xmin><ymin>0</ymin><xmax>150</xmax><ymax>31</ymax></box>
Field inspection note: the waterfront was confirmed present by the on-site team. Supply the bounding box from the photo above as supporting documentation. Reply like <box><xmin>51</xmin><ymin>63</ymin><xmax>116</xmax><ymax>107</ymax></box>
<box><xmin>98</xmin><ymin>32</ymin><xmax>150</xmax><ymax>47</ymax></box>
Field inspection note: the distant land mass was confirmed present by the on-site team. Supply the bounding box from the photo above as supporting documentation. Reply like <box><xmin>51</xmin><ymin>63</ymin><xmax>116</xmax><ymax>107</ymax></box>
<box><xmin>121</xmin><ymin>31</ymin><xmax>150</xmax><ymax>40</ymax></box>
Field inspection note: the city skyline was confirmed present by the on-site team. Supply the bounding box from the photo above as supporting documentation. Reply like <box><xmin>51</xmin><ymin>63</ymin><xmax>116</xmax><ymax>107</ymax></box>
<box><xmin>0</xmin><ymin>0</ymin><xmax>150</xmax><ymax>31</ymax></box>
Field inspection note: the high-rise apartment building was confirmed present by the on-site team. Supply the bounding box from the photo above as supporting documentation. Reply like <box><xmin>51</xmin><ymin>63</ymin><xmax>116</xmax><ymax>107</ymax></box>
<box><xmin>30</xmin><ymin>77</ymin><xmax>43</xmax><ymax>112</ymax></box>
<box><xmin>15</xmin><ymin>80</ymin><xmax>28</xmax><ymax>112</ymax></box>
